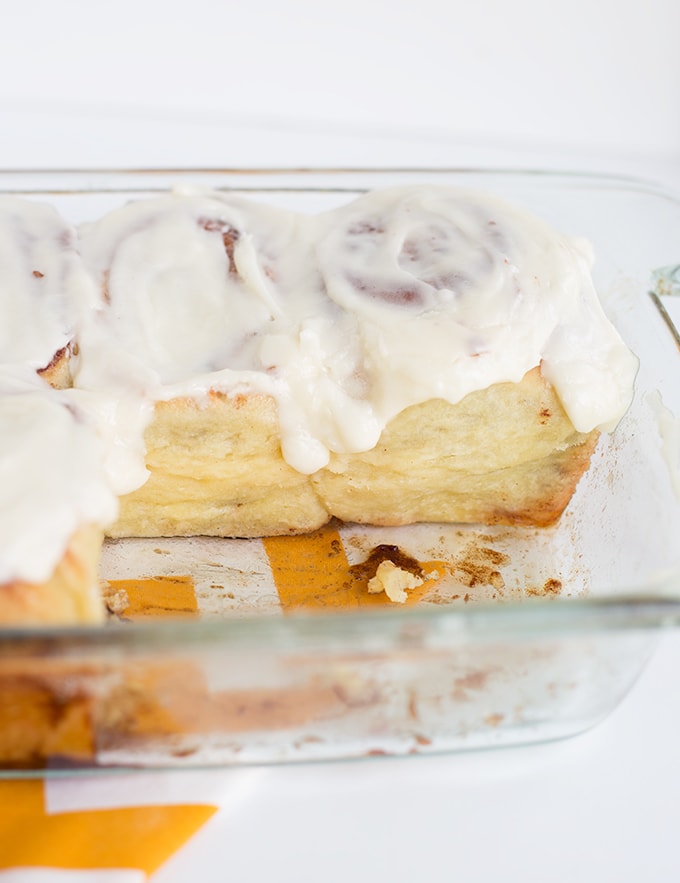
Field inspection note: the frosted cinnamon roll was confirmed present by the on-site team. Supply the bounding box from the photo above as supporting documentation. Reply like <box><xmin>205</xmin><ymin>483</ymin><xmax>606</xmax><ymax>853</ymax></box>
<box><xmin>73</xmin><ymin>190</ymin><xmax>331</xmax><ymax>536</ymax></box>
<box><xmin>313</xmin><ymin>185</ymin><xmax>637</xmax><ymax>436</ymax></box>
<box><xmin>73</xmin><ymin>189</ymin><xmax>405</xmax><ymax>478</ymax></box>
<box><xmin>0</xmin><ymin>196</ymin><xmax>96</xmax><ymax>386</ymax></box>
<box><xmin>0</xmin><ymin>367</ymin><xmax>118</xmax><ymax>624</ymax></box>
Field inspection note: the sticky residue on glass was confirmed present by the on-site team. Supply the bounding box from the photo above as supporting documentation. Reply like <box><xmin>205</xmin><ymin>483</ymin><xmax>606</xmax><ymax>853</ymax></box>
<box><xmin>647</xmin><ymin>390</ymin><xmax>680</xmax><ymax>500</ymax></box>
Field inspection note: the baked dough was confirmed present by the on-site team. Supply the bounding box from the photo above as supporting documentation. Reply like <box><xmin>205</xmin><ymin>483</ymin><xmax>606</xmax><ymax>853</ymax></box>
<box><xmin>112</xmin><ymin>367</ymin><xmax>598</xmax><ymax>538</ymax></box>
<box><xmin>0</xmin><ymin>525</ymin><xmax>105</xmax><ymax>626</ymax></box>
<box><xmin>111</xmin><ymin>390</ymin><xmax>329</xmax><ymax>538</ymax></box>
<box><xmin>312</xmin><ymin>367</ymin><xmax>599</xmax><ymax>528</ymax></box>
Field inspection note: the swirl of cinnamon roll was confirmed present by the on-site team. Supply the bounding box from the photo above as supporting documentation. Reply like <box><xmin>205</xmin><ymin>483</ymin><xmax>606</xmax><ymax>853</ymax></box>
<box><xmin>0</xmin><ymin>196</ymin><xmax>96</xmax><ymax>377</ymax></box>
<box><xmin>75</xmin><ymin>189</ymin><xmax>298</xmax><ymax>391</ymax></box>
<box><xmin>315</xmin><ymin>185</ymin><xmax>637</xmax><ymax>434</ymax></box>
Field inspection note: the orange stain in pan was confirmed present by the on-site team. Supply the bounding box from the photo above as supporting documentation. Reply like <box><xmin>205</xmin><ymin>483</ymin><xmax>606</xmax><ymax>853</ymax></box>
<box><xmin>0</xmin><ymin>779</ymin><xmax>216</xmax><ymax>875</ymax></box>
<box><xmin>107</xmin><ymin>575</ymin><xmax>198</xmax><ymax>618</ymax></box>
<box><xmin>264</xmin><ymin>525</ymin><xmax>444</xmax><ymax>612</ymax></box>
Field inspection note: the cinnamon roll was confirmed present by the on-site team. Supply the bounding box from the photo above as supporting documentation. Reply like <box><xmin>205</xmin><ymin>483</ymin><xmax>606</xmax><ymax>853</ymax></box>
<box><xmin>0</xmin><ymin>368</ymin><xmax>117</xmax><ymax>624</ymax></box>
<box><xmin>308</xmin><ymin>185</ymin><xmax>634</xmax><ymax>526</ymax></box>
<box><xmin>74</xmin><ymin>190</ymin><xmax>330</xmax><ymax>537</ymax></box>
<box><xmin>0</xmin><ymin>195</ymin><xmax>96</xmax><ymax>386</ymax></box>
<box><xmin>313</xmin><ymin>185</ymin><xmax>633</xmax><ymax>434</ymax></box>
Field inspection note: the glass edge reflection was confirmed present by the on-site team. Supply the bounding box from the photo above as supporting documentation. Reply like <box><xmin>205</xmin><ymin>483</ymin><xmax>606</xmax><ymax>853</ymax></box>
<box><xmin>2</xmin><ymin>589</ymin><xmax>680</xmax><ymax>656</ymax></box>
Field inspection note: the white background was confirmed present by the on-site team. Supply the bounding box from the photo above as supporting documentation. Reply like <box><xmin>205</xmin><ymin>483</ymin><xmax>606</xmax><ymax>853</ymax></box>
<box><xmin>0</xmin><ymin>0</ymin><xmax>678</xmax><ymax>174</ymax></box>
<box><xmin>1</xmin><ymin>2</ymin><xmax>680</xmax><ymax>880</ymax></box>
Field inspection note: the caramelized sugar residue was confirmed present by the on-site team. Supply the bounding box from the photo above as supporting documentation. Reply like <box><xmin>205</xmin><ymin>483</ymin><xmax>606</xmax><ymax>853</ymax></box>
<box><xmin>526</xmin><ymin>578</ymin><xmax>563</xmax><ymax>597</ymax></box>
<box><xmin>452</xmin><ymin>542</ymin><xmax>510</xmax><ymax>590</ymax></box>
<box><xmin>348</xmin><ymin>544</ymin><xmax>424</xmax><ymax>583</ymax></box>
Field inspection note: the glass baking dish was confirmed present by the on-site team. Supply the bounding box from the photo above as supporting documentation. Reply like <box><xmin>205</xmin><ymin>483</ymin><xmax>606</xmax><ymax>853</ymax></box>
<box><xmin>1</xmin><ymin>168</ymin><xmax>679</xmax><ymax>772</ymax></box>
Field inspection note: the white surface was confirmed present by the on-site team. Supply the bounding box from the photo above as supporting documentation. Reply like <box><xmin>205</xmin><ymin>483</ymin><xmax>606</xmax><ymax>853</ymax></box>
<box><xmin>1</xmin><ymin>0</ymin><xmax>680</xmax><ymax>177</ymax></box>
<box><xmin>152</xmin><ymin>634</ymin><xmax>680</xmax><ymax>883</ymax></box>
<box><xmin>1</xmin><ymin>0</ymin><xmax>680</xmax><ymax>158</ymax></box>
<box><xmin>2</xmin><ymin>4</ymin><xmax>680</xmax><ymax>879</ymax></box>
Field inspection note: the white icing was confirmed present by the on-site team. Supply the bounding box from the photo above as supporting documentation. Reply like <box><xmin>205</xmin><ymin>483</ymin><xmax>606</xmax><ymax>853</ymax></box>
<box><xmin>0</xmin><ymin>368</ymin><xmax>119</xmax><ymax>585</ymax></box>
<box><xmin>0</xmin><ymin>184</ymin><xmax>639</xmax><ymax>585</ymax></box>
<box><xmin>0</xmin><ymin>196</ymin><xmax>97</xmax><ymax>370</ymax></box>
<box><xmin>313</xmin><ymin>186</ymin><xmax>638</xmax><ymax>436</ymax></box>
<box><xmin>76</xmin><ymin>191</ymin><xmax>296</xmax><ymax>388</ymax></box>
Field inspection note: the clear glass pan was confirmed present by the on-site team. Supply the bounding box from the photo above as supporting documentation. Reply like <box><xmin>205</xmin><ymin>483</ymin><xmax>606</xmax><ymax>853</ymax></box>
<box><xmin>1</xmin><ymin>168</ymin><xmax>679</xmax><ymax>772</ymax></box>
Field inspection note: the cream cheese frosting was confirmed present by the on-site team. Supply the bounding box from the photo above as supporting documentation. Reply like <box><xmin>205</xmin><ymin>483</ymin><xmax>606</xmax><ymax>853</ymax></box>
<box><xmin>0</xmin><ymin>367</ymin><xmax>119</xmax><ymax>585</ymax></box>
<box><xmin>75</xmin><ymin>191</ymin><xmax>295</xmax><ymax>387</ymax></box>
<box><xmin>314</xmin><ymin>186</ymin><xmax>637</xmax><ymax>436</ymax></box>
<box><xmin>0</xmin><ymin>184</ymin><xmax>639</xmax><ymax>586</ymax></box>
<box><xmin>0</xmin><ymin>195</ymin><xmax>97</xmax><ymax>371</ymax></box>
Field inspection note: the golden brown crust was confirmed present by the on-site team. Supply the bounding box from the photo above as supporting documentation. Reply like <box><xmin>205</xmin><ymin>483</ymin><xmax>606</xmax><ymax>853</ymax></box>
<box><xmin>0</xmin><ymin>524</ymin><xmax>105</xmax><ymax>626</ymax></box>
<box><xmin>36</xmin><ymin>345</ymin><xmax>73</xmax><ymax>389</ymax></box>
